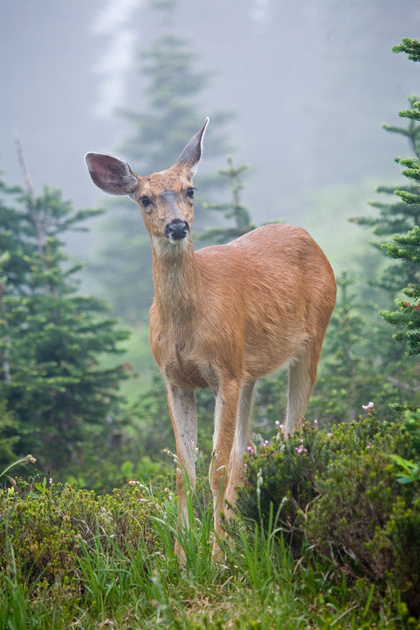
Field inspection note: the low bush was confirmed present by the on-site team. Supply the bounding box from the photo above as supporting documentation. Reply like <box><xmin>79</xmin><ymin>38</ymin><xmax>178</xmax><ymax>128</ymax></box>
<box><xmin>237</xmin><ymin>412</ymin><xmax>420</xmax><ymax>618</ymax></box>
<box><xmin>0</xmin><ymin>453</ymin><xmax>415</xmax><ymax>628</ymax></box>
<box><xmin>0</xmin><ymin>478</ymin><xmax>159</xmax><ymax>598</ymax></box>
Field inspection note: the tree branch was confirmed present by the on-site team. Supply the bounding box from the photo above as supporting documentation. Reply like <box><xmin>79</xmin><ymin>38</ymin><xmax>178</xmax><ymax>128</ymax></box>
<box><xmin>0</xmin><ymin>282</ymin><xmax>12</xmax><ymax>385</ymax></box>
<box><xmin>386</xmin><ymin>376</ymin><xmax>420</xmax><ymax>392</ymax></box>
<box><xmin>15</xmin><ymin>135</ymin><xmax>46</xmax><ymax>254</ymax></box>
<box><xmin>15</xmin><ymin>134</ymin><xmax>33</xmax><ymax>197</ymax></box>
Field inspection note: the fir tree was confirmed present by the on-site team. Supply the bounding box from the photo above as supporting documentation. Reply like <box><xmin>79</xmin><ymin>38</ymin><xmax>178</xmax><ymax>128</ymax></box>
<box><xmin>197</xmin><ymin>154</ymin><xmax>285</xmax><ymax>245</ymax></box>
<box><xmin>197</xmin><ymin>156</ymin><xmax>256</xmax><ymax>244</ymax></box>
<box><xmin>380</xmin><ymin>225</ymin><xmax>420</xmax><ymax>356</ymax></box>
<box><xmin>374</xmin><ymin>39</ymin><xmax>420</xmax><ymax>359</ymax></box>
<box><xmin>306</xmin><ymin>272</ymin><xmax>402</xmax><ymax>425</ymax></box>
<box><xmin>94</xmin><ymin>0</ymin><xmax>233</xmax><ymax>323</ymax></box>
<box><xmin>351</xmin><ymin>94</ymin><xmax>420</xmax><ymax>296</ymax></box>
<box><xmin>344</xmin><ymin>38</ymin><xmax>420</xmax><ymax>418</ymax></box>
<box><xmin>0</xmin><ymin>171</ymin><xmax>132</xmax><ymax>480</ymax></box>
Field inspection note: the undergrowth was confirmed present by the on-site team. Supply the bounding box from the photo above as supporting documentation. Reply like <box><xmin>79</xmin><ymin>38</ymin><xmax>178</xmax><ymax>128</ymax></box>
<box><xmin>0</xmin><ymin>413</ymin><xmax>419</xmax><ymax>629</ymax></box>
<box><xmin>237</xmin><ymin>411</ymin><xmax>420</xmax><ymax>626</ymax></box>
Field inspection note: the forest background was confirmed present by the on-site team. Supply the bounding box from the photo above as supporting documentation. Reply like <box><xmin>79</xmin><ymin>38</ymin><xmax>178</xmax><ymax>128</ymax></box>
<box><xmin>0</xmin><ymin>0</ymin><xmax>419</xmax><ymax>489</ymax></box>
<box><xmin>1</xmin><ymin>2</ymin><xmax>420</xmax><ymax>626</ymax></box>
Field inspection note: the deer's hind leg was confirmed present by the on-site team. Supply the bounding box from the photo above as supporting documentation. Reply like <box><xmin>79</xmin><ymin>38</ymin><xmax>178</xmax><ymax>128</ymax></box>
<box><xmin>210</xmin><ymin>379</ymin><xmax>241</xmax><ymax>548</ymax></box>
<box><xmin>210</xmin><ymin>379</ymin><xmax>256</xmax><ymax>556</ymax></box>
<box><xmin>167</xmin><ymin>383</ymin><xmax>197</xmax><ymax>557</ymax></box>
<box><xmin>284</xmin><ymin>339</ymin><xmax>323</xmax><ymax>436</ymax></box>
<box><xmin>225</xmin><ymin>379</ymin><xmax>256</xmax><ymax>508</ymax></box>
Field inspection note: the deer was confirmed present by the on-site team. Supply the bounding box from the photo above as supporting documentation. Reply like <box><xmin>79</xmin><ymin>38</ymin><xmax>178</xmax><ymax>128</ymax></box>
<box><xmin>85</xmin><ymin>118</ymin><xmax>336</xmax><ymax>558</ymax></box>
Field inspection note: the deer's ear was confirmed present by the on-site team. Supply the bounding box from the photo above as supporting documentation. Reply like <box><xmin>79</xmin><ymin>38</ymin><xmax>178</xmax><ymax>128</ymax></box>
<box><xmin>85</xmin><ymin>153</ymin><xmax>139</xmax><ymax>197</ymax></box>
<box><xmin>174</xmin><ymin>118</ymin><xmax>209</xmax><ymax>176</ymax></box>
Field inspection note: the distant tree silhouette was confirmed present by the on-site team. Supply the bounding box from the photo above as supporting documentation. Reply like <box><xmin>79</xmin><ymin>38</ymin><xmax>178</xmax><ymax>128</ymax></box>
<box><xmin>0</xmin><ymin>166</ymin><xmax>131</xmax><ymax>480</ymax></box>
<box><xmin>94</xmin><ymin>0</ymin><xmax>234</xmax><ymax>324</ymax></box>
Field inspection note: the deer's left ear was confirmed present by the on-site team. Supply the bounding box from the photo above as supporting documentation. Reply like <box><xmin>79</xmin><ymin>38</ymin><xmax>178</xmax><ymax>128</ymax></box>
<box><xmin>174</xmin><ymin>118</ymin><xmax>209</xmax><ymax>176</ymax></box>
<box><xmin>85</xmin><ymin>153</ymin><xmax>139</xmax><ymax>197</ymax></box>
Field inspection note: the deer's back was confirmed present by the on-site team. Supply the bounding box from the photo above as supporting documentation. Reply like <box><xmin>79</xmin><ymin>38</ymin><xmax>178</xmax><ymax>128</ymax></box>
<box><xmin>195</xmin><ymin>224</ymin><xmax>336</xmax><ymax>377</ymax></box>
<box><xmin>196</xmin><ymin>224</ymin><xmax>335</xmax><ymax>312</ymax></box>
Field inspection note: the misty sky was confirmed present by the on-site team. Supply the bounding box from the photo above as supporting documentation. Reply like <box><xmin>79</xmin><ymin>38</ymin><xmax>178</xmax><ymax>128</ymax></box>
<box><xmin>1</xmin><ymin>0</ymin><xmax>420</xmax><ymax>235</ymax></box>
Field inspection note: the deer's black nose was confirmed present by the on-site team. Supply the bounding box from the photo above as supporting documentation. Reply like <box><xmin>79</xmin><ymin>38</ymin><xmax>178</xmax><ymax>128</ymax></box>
<box><xmin>165</xmin><ymin>220</ymin><xmax>190</xmax><ymax>241</ymax></box>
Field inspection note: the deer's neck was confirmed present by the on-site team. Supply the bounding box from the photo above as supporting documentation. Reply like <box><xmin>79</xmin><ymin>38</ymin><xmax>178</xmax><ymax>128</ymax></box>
<box><xmin>151</xmin><ymin>238</ymin><xmax>201</xmax><ymax>325</ymax></box>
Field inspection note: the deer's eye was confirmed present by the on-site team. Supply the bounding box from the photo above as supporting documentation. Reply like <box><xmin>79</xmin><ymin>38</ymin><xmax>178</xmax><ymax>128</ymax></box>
<box><xmin>140</xmin><ymin>196</ymin><xmax>151</xmax><ymax>208</ymax></box>
<box><xmin>187</xmin><ymin>188</ymin><xmax>195</xmax><ymax>199</ymax></box>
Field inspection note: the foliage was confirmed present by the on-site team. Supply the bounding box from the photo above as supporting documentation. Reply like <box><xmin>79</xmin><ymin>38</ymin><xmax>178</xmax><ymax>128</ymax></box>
<box><xmin>197</xmin><ymin>156</ymin><xmax>257</xmax><ymax>244</ymax></box>
<box><xmin>255</xmin><ymin>271</ymin><xmax>419</xmax><ymax>431</ymax></box>
<box><xmin>253</xmin><ymin>370</ymin><xmax>288</xmax><ymax>440</ymax></box>
<box><xmin>345</xmin><ymin>38</ymin><xmax>420</xmax><ymax>417</ymax></box>
<box><xmin>132</xmin><ymin>373</ymin><xmax>176</xmax><ymax>454</ymax></box>
<box><xmin>393</xmin><ymin>37</ymin><xmax>420</xmax><ymax>62</ymax></box>
<box><xmin>0</xmin><ymin>467</ymin><xmax>410</xmax><ymax>629</ymax></box>
<box><xmin>380</xmin><ymin>223</ymin><xmax>420</xmax><ymax>356</ymax></box>
<box><xmin>350</xmin><ymin>93</ymin><xmax>420</xmax><ymax>297</ymax></box>
<box><xmin>350</xmin><ymin>40</ymin><xmax>420</xmax><ymax>350</ymax></box>
<box><xmin>373</xmin><ymin>40</ymin><xmax>420</xmax><ymax>358</ymax></box>
<box><xmin>307</xmin><ymin>271</ymin><xmax>419</xmax><ymax>425</ymax></box>
<box><xmin>0</xmin><ymin>174</ymin><xmax>134</xmax><ymax>482</ymax></box>
<box><xmin>308</xmin><ymin>272</ymin><xmax>378</xmax><ymax>423</ymax></box>
<box><xmin>237</xmin><ymin>414</ymin><xmax>420</xmax><ymax>617</ymax></box>
<box><xmin>0</xmin><ymin>400</ymin><xmax>20</xmax><ymax>465</ymax></box>
<box><xmin>389</xmin><ymin>453</ymin><xmax>420</xmax><ymax>484</ymax></box>
<box><xmin>349</xmin><ymin>91</ymin><xmax>420</xmax><ymax>356</ymax></box>
<box><xmin>402</xmin><ymin>406</ymin><xmax>420</xmax><ymax>455</ymax></box>
<box><xmin>0</xmin><ymin>478</ymin><xmax>160</xmax><ymax>627</ymax></box>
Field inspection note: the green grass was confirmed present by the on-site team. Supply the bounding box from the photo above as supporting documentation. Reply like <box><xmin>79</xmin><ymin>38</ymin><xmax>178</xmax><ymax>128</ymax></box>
<box><xmin>0</xmin><ymin>468</ymin><xmax>408</xmax><ymax>630</ymax></box>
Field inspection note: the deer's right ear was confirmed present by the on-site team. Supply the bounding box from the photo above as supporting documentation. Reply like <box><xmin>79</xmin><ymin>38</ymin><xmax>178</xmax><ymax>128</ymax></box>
<box><xmin>85</xmin><ymin>153</ymin><xmax>139</xmax><ymax>197</ymax></box>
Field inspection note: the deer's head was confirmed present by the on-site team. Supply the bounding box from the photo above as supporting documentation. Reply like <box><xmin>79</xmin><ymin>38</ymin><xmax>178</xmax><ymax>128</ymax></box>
<box><xmin>85</xmin><ymin>119</ymin><xmax>209</xmax><ymax>253</ymax></box>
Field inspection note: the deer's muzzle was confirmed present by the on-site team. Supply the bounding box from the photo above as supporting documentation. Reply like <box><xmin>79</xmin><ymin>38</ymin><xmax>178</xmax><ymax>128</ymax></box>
<box><xmin>165</xmin><ymin>220</ymin><xmax>190</xmax><ymax>241</ymax></box>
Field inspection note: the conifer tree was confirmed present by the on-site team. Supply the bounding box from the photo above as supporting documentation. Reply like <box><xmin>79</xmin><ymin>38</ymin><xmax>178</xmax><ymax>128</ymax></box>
<box><xmin>94</xmin><ymin>0</ymin><xmax>233</xmax><ymax>323</ymax></box>
<box><xmin>0</xmin><ymin>172</ymin><xmax>131</xmax><ymax>480</ymax></box>
<box><xmin>351</xmin><ymin>95</ymin><xmax>420</xmax><ymax>298</ymax></box>
<box><xmin>344</xmin><ymin>38</ymin><xmax>420</xmax><ymax>417</ymax></box>
<box><xmin>380</xmin><ymin>226</ymin><xmax>420</xmax><ymax>355</ymax></box>
<box><xmin>197</xmin><ymin>156</ymin><xmax>256</xmax><ymax>244</ymax></box>
<box><xmin>306</xmin><ymin>272</ymin><xmax>403</xmax><ymax>424</ymax></box>
<box><xmin>366</xmin><ymin>39</ymin><xmax>420</xmax><ymax>358</ymax></box>
<box><xmin>197</xmin><ymin>154</ymin><xmax>285</xmax><ymax>246</ymax></box>
<box><xmin>351</xmin><ymin>42</ymin><xmax>420</xmax><ymax>299</ymax></box>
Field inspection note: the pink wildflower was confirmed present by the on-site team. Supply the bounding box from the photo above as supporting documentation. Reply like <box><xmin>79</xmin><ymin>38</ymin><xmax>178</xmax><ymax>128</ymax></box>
<box><xmin>362</xmin><ymin>402</ymin><xmax>374</xmax><ymax>410</ymax></box>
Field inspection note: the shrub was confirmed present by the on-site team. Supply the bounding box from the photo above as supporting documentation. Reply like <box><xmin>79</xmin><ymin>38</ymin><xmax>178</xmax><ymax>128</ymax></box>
<box><xmin>0</xmin><ymin>478</ymin><xmax>159</xmax><ymax>595</ymax></box>
<box><xmin>237</xmin><ymin>414</ymin><xmax>420</xmax><ymax>616</ymax></box>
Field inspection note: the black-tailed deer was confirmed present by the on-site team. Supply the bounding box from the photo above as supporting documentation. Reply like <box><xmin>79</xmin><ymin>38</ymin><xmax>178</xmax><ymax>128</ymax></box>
<box><xmin>85</xmin><ymin>119</ymin><xmax>336</xmax><ymax>557</ymax></box>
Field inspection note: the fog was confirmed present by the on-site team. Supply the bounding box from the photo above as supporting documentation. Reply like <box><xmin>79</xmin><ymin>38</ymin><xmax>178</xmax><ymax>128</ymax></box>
<box><xmin>1</xmin><ymin>0</ymin><xmax>420</xmax><ymax>260</ymax></box>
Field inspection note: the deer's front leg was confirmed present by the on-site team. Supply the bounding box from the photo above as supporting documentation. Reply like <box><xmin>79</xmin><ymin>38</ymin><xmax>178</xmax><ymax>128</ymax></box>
<box><xmin>167</xmin><ymin>383</ymin><xmax>197</xmax><ymax>555</ymax></box>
